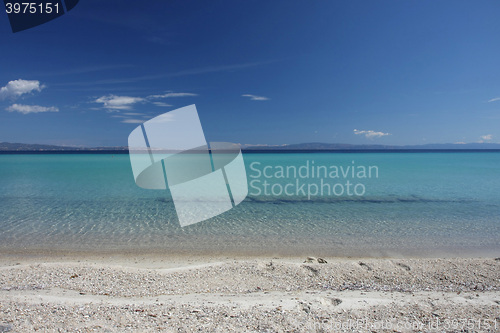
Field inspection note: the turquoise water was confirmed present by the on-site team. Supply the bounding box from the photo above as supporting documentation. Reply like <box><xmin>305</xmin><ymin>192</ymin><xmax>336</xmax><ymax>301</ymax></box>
<box><xmin>0</xmin><ymin>152</ymin><xmax>499</xmax><ymax>257</ymax></box>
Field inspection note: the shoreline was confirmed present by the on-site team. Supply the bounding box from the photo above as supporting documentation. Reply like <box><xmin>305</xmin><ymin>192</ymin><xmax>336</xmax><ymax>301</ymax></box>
<box><xmin>1</xmin><ymin>243</ymin><xmax>499</xmax><ymax>262</ymax></box>
<box><xmin>0</xmin><ymin>256</ymin><xmax>498</xmax><ymax>332</ymax></box>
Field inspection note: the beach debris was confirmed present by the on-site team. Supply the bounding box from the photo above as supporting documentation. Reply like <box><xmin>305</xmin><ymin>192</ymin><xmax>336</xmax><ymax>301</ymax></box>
<box><xmin>298</xmin><ymin>301</ymin><xmax>311</xmax><ymax>313</ymax></box>
<box><xmin>331</xmin><ymin>298</ymin><xmax>342</xmax><ymax>306</ymax></box>
<box><xmin>395</xmin><ymin>262</ymin><xmax>411</xmax><ymax>271</ymax></box>
<box><xmin>304</xmin><ymin>257</ymin><xmax>327</xmax><ymax>264</ymax></box>
<box><xmin>494</xmin><ymin>258</ymin><xmax>500</xmax><ymax>261</ymax></box>
<box><xmin>358</xmin><ymin>262</ymin><xmax>372</xmax><ymax>271</ymax></box>
<box><xmin>303</xmin><ymin>265</ymin><xmax>319</xmax><ymax>275</ymax></box>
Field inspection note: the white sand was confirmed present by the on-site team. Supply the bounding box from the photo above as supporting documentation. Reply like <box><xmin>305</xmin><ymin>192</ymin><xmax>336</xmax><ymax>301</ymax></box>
<box><xmin>0</xmin><ymin>256</ymin><xmax>499</xmax><ymax>332</ymax></box>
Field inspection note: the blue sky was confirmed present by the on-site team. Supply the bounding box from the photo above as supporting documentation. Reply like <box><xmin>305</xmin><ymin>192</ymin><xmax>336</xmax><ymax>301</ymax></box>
<box><xmin>1</xmin><ymin>0</ymin><xmax>500</xmax><ymax>147</ymax></box>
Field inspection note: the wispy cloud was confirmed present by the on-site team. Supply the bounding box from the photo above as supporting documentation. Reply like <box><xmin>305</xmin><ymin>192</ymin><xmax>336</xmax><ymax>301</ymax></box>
<box><xmin>242</xmin><ymin>94</ymin><xmax>270</xmax><ymax>101</ymax></box>
<box><xmin>121</xmin><ymin>119</ymin><xmax>145</xmax><ymax>124</ymax></box>
<box><xmin>166</xmin><ymin>62</ymin><xmax>271</xmax><ymax>78</ymax></box>
<box><xmin>94</xmin><ymin>95</ymin><xmax>145</xmax><ymax>110</ymax></box>
<box><xmin>148</xmin><ymin>92</ymin><xmax>198</xmax><ymax>99</ymax></box>
<box><xmin>94</xmin><ymin>90</ymin><xmax>196</xmax><ymax>112</ymax></box>
<box><xmin>61</xmin><ymin>61</ymin><xmax>274</xmax><ymax>86</ymax></box>
<box><xmin>123</xmin><ymin>112</ymin><xmax>146</xmax><ymax>116</ymax></box>
<box><xmin>33</xmin><ymin>64</ymin><xmax>134</xmax><ymax>77</ymax></box>
<box><xmin>487</xmin><ymin>97</ymin><xmax>500</xmax><ymax>103</ymax></box>
<box><xmin>0</xmin><ymin>79</ymin><xmax>44</xmax><ymax>100</ymax></box>
<box><xmin>152</xmin><ymin>102</ymin><xmax>172</xmax><ymax>107</ymax></box>
<box><xmin>353</xmin><ymin>129</ymin><xmax>391</xmax><ymax>139</ymax></box>
<box><xmin>6</xmin><ymin>104</ymin><xmax>58</xmax><ymax>114</ymax></box>
<box><xmin>478</xmin><ymin>134</ymin><xmax>493</xmax><ymax>143</ymax></box>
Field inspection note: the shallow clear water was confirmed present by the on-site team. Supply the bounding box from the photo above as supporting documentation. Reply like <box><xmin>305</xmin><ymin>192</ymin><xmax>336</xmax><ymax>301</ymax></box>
<box><xmin>0</xmin><ymin>152</ymin><xmax>499</xmax><ymax>257</ymax></box>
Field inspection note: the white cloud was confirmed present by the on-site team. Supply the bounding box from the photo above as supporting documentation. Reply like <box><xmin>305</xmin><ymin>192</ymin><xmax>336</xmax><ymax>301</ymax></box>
<box><xmin>487</xmin><ymin>97</ymin><xmax>500</xmax><ymax>102</ymax></box>
<box><xmin>6</xmin><ymin>104</ymin><xmax>58</xmax><ymax>114</ymax></box>
<box><xmin>94</xmin><ymin>95</ymin><xmax>144</xmax><ymax>110</ymax></box>
<box><xmin>96</xmin><ymin>91</ymin><xmax>195</xmax><ymax>118</ymax></box>
<box><xmin>122</xmin><ymin>119</ymin><xmax>145</xmax><ymax>124</ymax></box>
<box><xmin>242</xmin><ymin>94</ymin><xmax>269</xmax><ymax>101</ymax></box>
<box><xmin>353</xmin><ymin>129</ymin><xmax>391</xmax><ymax>139</ymax></box>
<box><xmin>480</xmin><ymin>134</ymin><xmax>493</xmax><ymax>141</ymax></box>
<box><xmin>123</xmin><ymin>112</ymin><xmax>145</xmax><ymax>116</ymax></box>
<box><xmin>152</xmin><ymin>102</ymin><xmax>172</xmax><ymax>107</ymax></box>
<box><xmin>148</xmin><ymin>92</ymin><xmax>198</xmax><ymax>99</ymax></box>
<box><xmin>0</xmin><ymin>79</ymin><xmax>44</xmax><ymax>100</ymax></box>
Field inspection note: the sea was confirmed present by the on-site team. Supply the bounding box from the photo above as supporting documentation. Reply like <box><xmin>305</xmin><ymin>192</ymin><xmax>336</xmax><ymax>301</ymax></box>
<box><xmin>0</xmin><ymin>152</ymin><xmax>499</xmax><ymax>257</ymax></box>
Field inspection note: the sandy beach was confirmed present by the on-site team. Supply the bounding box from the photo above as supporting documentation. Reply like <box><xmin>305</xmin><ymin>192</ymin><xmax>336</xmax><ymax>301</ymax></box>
<box><xmin>0</xmin><ymin>255</ymin><xmax>498</xmax><ymax>332</ymax></box>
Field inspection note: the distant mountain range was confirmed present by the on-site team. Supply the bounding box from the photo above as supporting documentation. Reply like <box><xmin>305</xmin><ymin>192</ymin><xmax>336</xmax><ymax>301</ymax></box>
<box><xmin>2</xmin><ymin>141</ymin><xmax>500</xmax><ymax>152</ymax></box>
<box><xmin>242</xmin><ymin>142</ymin><xmax>500</xmax><ymax>150</ymax></box>
<box><xmin>0</xmin><ymin>142</ymin><xmax>127</xmax><ymax>152</ymax></box>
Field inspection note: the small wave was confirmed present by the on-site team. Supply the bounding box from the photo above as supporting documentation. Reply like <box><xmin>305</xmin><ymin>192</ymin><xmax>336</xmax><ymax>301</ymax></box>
<box><xmin>244</xmin><ymin>195</ymin><xmax>475</xmax><ymax>204</ymax></box>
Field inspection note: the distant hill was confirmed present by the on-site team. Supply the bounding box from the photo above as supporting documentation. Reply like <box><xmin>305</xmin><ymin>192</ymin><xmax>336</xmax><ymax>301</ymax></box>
<box><xmin>0</xmin><ymin>142</ymin><xmax>128</xmax><ymax>152</ymax></box>
<box><xmin>242</xmin><ymin>142</ymin><xmax>500</xmax><ymax>150</ymax></box>
<box><xmin>1</xmin><ymin>141</ymin><xmax>500</xmax><ymax>152</ymax></box>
